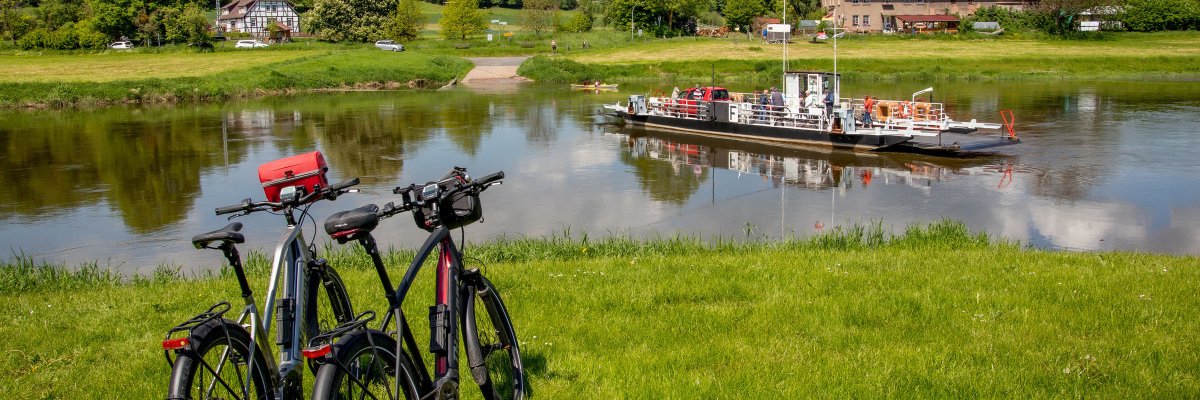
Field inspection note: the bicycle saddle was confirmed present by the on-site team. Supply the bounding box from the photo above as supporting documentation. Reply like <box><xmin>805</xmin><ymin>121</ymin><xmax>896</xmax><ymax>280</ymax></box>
<box><xmin>325</xmin><ymin>204</ymin><xmax>380</xmax><ymax>243</ymax></box>
<box><xmin>192</xmin><ymin>222</ymin><xmax>245</xmax><ymax>249</ymax></box>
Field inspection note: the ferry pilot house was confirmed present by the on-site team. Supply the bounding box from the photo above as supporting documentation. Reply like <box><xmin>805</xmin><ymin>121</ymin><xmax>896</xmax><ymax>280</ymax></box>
<box><xmin>218</xmin><ymin>0</ymin><xmax>301</xmax><ymax>40</ymax></box>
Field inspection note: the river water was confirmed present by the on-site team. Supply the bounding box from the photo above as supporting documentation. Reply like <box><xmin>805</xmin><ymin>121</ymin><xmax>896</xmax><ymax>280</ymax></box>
<box><xmin>1</xmin><ymin>80</ymin><xmax>1198</xmax><ymax>274</ymax></box>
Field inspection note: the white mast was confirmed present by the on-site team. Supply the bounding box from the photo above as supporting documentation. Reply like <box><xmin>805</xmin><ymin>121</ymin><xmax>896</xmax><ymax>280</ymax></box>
<box><xmin>782</xmin><ymin>1</ymin><xmax>788</xmax><ymax>96</ymax></box>
<box><xmin>833</xmin><ymin>0</ymin><xmax>839</xmax><ymax>101</ymax></box>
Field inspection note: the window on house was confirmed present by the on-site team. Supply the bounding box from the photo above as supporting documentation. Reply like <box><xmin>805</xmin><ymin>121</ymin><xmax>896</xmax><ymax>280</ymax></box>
<box><xmin>250</xmin><ymin>18</ymin><xmax>256</xmax><ymax>27</ymax></box>
<box><xmin>862</xmin><ymin>0</ymin><xmax>870</xmax><ymax>4</ymax></box>
<box><xmin>853</xmin><ymin>15</ymin><xmax>860</xmax><ymax>26</ymax></box>
<box><xmin>863</xmin><ymin>15</ymin><xmax>870</xmax><ymax>26</ymax></box>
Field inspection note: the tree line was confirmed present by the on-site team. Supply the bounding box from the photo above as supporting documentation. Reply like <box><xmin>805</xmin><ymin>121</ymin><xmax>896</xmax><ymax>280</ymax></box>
<box><xmin>2</xmin><ymin>0</ymin><xmax>1196</xmax><ymax>51</ymax></box>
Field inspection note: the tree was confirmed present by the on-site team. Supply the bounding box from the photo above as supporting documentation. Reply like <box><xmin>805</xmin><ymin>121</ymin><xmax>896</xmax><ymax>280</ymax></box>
<box><xmin>389</xmin><ymin>0</ymin><xmax>423</xmax><ymax>41</ymax></box>
<box><xmin>562</xmin><ymin>0</ymin><xmax>593</xmax><ymax>32</ymax></box>
<box><xmin>134</xmin><ymin>9</ymin><xmax>161</xmax><ymax>45</ymax></box>
<box><xmin>605</xmin><ymin>0</ymin><xmax>711</xmax><ymax>35</ymax></box>
<box><xmin>162</xmin><ymin>3</ymin><xmax>211</xmax><ymax>46</ymax></box>
<box><xmin>1036</xmin><ymin>0</ymin><xmax>1119</xmax><ymax>34</ymax></box>
<box><xmin>0</xmin><ymin>0</ymin><xmax>29</xmax><ymax>46</ymax></box>
<box><xmin>722</xmin><ymin>0</ymin><xmax>764</xmax><ymax>31</ymax></box>
<box><xmin>36</xmin><ymin>0</ymin><xmax>80</xmax><ymax>30</ymax></box>
<box><xmin>86</xmin><ymin>0</ymin><xmax>139</xmax><ymax>39</ymax></box>
<box><xmin>520</xmin><ymin>0</ymin><xmax>557</xmax><ymax>35</ymax></box>
<box><xmin>440</xmin><ymin>0</ymin><xmax>485</xmax><ymax>40</ymax></box>
<box><xmin>307</xmin><ymin>0</ymin><xmax>396</xmax><ymax>41</ymax></box>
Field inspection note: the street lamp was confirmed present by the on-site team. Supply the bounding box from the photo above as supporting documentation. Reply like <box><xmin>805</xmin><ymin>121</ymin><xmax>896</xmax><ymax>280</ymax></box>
<box><xmin>630</xmin><ymin>0</ymin><xmax>644</xmax><ymax>40</ymax></box>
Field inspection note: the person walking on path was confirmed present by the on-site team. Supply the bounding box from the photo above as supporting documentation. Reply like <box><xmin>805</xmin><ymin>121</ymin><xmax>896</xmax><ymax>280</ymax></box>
<box><xmin>551</xmin><ymin>40</ymin><xmax>557</xmax><ymax>53</ymax></box>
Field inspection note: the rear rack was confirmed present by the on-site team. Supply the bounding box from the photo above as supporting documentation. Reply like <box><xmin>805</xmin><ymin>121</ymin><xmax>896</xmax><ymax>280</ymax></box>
<box><xmin>162</xmin><ymin>301</ymin><xmax>232</xmax><ymax>367</ymax></box>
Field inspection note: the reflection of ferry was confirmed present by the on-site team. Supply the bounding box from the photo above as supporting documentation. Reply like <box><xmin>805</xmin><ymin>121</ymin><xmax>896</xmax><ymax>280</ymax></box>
<box><xmin>621</xmin><ymin>127</ymin><xmax>1001</xmax><ymax>190</ymax></box>
<box><xmin>606</xmin><ymin>71</ymin><xmax>1017</xmax><ymax>153</ymax></box>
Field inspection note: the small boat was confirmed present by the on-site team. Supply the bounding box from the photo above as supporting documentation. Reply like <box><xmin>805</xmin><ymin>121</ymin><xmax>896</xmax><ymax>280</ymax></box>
<box><xmin>572</xmin><ymin>83</ymin><xmax>619</xmax><ymax>91</ymax></box>
<box><xmin>604</xmin><ymin>71</ymin><xmax>1016</xmax><ymax>153</ymax></box>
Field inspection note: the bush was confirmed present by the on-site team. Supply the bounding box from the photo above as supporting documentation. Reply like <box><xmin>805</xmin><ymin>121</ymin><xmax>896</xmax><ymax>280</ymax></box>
<box><xmin>961</xmin><ymin>6</ymin><xmax>1054</xmax><ymax>33</ymax></box>
<box><xmin>1122</xmin><ymin>0</ymin><xmax>1200</xmax><ymax>31</ymax></box>
<box><xmin>17</xmin><ymin>28</ymin><xmax>51</xmax><ymax>50</ymax></box>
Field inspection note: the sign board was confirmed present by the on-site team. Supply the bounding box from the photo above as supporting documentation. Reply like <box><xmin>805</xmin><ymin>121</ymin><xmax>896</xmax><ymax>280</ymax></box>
<box><xmin>487</xmin><ymin>33</ymin><xmax>493</xmax><ymax>41</ymax></box>
<box><xmin>1079</xmin><ymin>21</ymin><xmax>1100</xmax><ymax>31</ymax></box>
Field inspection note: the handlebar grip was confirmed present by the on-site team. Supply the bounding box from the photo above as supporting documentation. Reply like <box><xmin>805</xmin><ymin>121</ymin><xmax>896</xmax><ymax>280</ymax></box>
<box><xmin>215</xmin><ymin>198</ymin><xmax>252</xmax><ymax>215</ymax></box>
<box><xmin>329</xmin><ymin>178</ymin><xmax>360</xmax><ymax>192</ymax></box>
<box><xmin>475</xmin><ymin>171</ymin><xmax>504</xmax><ymax>186</ymax></box>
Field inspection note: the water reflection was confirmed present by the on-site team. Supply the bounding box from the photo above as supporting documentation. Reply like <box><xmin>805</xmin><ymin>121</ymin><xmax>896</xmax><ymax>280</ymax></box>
<box><xmin>1</xmin><ymin>81</ymin><xmax>1199</xmax><ymax>272</ymax></box>
<box><xmin>0</xmin><ymin>106</ymin><xmax>247</xmax><ymax>233</ymax></box>
<box><xmin>618</xmin><ymin>128</ymin><xmax>1000</xmax><ymax>199</ymax></box>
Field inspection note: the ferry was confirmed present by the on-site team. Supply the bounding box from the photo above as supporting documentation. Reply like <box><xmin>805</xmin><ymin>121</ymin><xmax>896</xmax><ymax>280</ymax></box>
<box><xmin>604</xmin><ymin>71</ymin><xmax>1018</xmax><ymax>153</ymax></box>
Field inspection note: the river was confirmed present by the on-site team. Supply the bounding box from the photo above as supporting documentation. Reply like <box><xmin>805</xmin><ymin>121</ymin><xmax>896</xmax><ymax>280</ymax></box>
<box><xmin>1</xmin><ymin>80</ymin><xmax>1198</xmax><ymax>274</ymax></box>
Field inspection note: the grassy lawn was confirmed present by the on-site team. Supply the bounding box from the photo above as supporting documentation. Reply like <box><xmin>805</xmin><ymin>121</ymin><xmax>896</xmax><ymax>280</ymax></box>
<box><xmin>570</xmin><ymin>31</ymin><xmax>1200</xmax><ymax>63</ymax></box>
<box><xmin>2</xmin><ymin>221</ymin><xmax>1198</xmax><ymax>398</ymax></box>
<box><xmin>512</xmin><ymin>31</ymin><xmax>1200</xmax><ymax>82</ymax></box>
<box><xmin>0</xmin><ymin>50</ymin><xmax>322</xmax><ymax>83</ymax></box>
<box><xmin>0</xmin><ymin>47</ymin><xmax>472</xmax><ymax>107</ymax></box>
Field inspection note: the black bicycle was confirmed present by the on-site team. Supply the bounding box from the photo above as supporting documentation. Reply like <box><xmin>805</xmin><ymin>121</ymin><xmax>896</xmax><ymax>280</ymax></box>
<box><xmin>162</xmin><ymin>178</ymin><xmax>361</xmax><ymax>400</ymax></box>
<box><xmin>307</xmin><ymin>168</ymin><xmax>525</xmax><ymax>400</ymax></box>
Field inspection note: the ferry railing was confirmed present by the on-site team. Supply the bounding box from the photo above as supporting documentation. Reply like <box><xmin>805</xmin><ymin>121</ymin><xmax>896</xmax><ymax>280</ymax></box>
<box><xmin>846</xmin><ymin>98</ymin><xmax>948</xmax><ymax>131</ymax></box>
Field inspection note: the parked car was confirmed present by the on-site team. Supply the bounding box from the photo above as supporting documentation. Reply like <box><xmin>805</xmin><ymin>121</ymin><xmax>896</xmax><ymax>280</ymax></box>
<box><xmin>374</xmin><ymin>40</ymin><xmax>405</xmax><ymax>52</ymax></box>
<box><xmin>235</xmin><ymin>40</ymin><xmax>269</xmax><ymax>49</ymax></box>
<box><xmin>109</xmin><ymin>41</ymin><xmax>134</xmax><ymax>49</ymax></box>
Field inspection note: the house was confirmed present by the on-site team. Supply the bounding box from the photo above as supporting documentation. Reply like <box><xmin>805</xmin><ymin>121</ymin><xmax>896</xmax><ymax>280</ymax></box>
<box><xmin>823</xmin><ymin>0</ymin><xmax>1034</xmax><ymax>33</ymax></box>
<box><xmin>218</xmin><ymin>0</ymin><xmax>301</xmax><ymax>38</ymax></box>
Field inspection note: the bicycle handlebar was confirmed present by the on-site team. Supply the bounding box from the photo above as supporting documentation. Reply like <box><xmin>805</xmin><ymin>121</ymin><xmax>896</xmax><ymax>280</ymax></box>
<box><xmin>380</xmin><ymin>169</ymin><xmax>504</xmax><ymax>220</ymax></box>
<box><xmin>213</xmin><ymin>178</ymin><xmax>361</xmax><ymax>216</ymax></box>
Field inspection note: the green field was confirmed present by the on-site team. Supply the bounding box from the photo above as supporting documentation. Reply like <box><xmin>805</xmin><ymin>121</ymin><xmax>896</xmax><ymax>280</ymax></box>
<box><xmin>0</xmin><ymin>47</ymin><xmax>472</xmax><ymax>107</ymax></box>
<box><xmin>2</xmin><ymin>221</ymin><xmax>1198</xmax><ymax>398</ymax></box>
<box><xmin>520</xmin><ymin>31</ymin><xmax>1200</xmax><ymax>82</ymax></box>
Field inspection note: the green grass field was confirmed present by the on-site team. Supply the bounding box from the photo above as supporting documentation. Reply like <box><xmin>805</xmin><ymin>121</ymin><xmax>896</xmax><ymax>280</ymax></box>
<box><xmin>2</xmin><ymin>221</ymin><xmax>1198</xmax><ymax>398</ymax></box>
<box><xmin>519</xmin><ymin>31</ymin><xmax>1200</xmax><ymax>82</ymax></box>
<box><xmin>0</xmin><ymin>47</ymin><xmax>472</xmax><ymax>107</ymax></box>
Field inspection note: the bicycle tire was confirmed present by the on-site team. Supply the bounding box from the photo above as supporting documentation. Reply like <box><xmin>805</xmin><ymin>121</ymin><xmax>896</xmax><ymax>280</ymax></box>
<box><xmin>306</xmin><ymin>262</ymin><xmax>355</xmax><ymax>373</ymax></box>
<box><xmin>167</xmin><ymin>318</ymin><xmax>275</xmax><ymax>400</ymax></box>
<box><xmin>463</xmin><ymin>275</ymin><xmax>526</xmax><ymax>400</ymax></box>
<box><xmin>311</xmin><ymin>329</ymin><xmax>421</xmax><ymax>400</ymax></box>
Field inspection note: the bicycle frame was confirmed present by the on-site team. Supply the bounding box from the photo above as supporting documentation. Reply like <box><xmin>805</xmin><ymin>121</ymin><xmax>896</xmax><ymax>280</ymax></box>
<box><xmin>371</xmin><ymin>225</ymin><xmax>466</xmax><ymax>396</ymax></box>
<box><xmin>207</xmin><ymin>218</ymin><xmax>321</xmax><ymax>399</ymax></box>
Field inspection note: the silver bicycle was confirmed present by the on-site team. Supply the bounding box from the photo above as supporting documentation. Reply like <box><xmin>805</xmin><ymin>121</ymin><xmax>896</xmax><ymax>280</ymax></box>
<box><xmin>162</xmin><ymin>178</ymin><xmax>361</xmax><ymax>400</ymax></box>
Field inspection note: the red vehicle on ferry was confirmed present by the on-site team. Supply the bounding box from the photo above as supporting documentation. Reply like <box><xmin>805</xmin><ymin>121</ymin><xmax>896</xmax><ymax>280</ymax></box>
<box><xmin>672</xmin><ymin>86</ymin><xmax>731</xmax><ymax>117</ymax></box>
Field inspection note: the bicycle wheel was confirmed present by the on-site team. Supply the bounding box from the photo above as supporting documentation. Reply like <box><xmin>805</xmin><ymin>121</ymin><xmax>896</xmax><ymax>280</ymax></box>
<box><xmin>167</xmin><ymin>319</ymin><xmax>274</xmax><ymax>400</ymax></box>
<box><xmin>306</xmin><ymin>262</ymin><xmax>355</xmax><ymax>373</ymax></box>
<box><xmin>463</xmin><ymin>276</ymin><xmax>526</xmax><ymax>400</ymax></box>
<box><xmin>311</xmin><ymin>330</ymin><xmax>421</xmax><ymax>400</ymax></box>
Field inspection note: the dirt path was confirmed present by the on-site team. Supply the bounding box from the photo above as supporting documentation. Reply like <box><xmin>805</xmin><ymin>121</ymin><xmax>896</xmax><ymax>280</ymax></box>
<box><xmin>460</xmin><ymin>57</ymin><xmax>531</xmax><ymax>86</ymax></box>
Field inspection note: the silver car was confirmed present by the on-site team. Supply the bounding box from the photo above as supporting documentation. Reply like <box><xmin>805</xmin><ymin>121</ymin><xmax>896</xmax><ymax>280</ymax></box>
<box><xmin>109</xmin><ymin>41</ymin><xmax>134</xmax><ymax>49</ymax></box>
<box><xmin>374</xmin><ymin>40</ymin><xmax>405</xmax><ymax>52</ymax></box>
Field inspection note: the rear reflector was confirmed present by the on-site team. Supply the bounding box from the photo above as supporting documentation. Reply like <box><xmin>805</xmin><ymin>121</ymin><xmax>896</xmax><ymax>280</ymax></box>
<box><xmin>162</xmin><ymin>337</ymin><xmax>190</xmax><ymax>350</ymax></box>
<box><xmin>302</xmin><ymin>344</ymin><xmax>332</xmax><ymax>359</ymax></box>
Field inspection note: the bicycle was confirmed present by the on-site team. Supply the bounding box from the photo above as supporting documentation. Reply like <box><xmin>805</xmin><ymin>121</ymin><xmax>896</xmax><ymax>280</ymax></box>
<box><xmin>162</xmin><ymin>174</ymin><xmax>362</xmax><ymax>400</ymax></box>
<box><xmin>306</xmin><ymin>167</ymin><xmax>525</xmax><ymax>400</ymax></box>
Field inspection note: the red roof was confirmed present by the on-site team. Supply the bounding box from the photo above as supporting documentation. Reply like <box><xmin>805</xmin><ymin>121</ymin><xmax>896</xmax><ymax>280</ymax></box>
<box><xmin>894</xmin><ymin>15</ymin><xmax>960</xmax><ymax>23</ymax></box>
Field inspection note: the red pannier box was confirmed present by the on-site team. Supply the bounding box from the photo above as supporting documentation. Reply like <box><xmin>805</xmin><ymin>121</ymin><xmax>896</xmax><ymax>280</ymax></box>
<box><xmin>258</xmin><ymin>151</ymin><xmax>329</xmax><ymax>203</ymax></box>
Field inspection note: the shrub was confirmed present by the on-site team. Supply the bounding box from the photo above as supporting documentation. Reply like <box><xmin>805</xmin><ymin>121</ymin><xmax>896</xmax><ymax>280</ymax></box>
<box><xmin>17</xmin><ymin>28</ymin><xmax>51</xmax><ymax>50</ymax></box>
<box><xmin>1122</xmin><ymin>0</ymin><xmax>1200</xmax><ymax>31</ymax></box>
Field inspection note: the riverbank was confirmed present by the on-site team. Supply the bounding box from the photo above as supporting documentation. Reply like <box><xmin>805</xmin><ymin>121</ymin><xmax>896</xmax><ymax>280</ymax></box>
<box><xmin>0</xmin><ymin>49</ymin><xmax>472</xmax><ymax>108</ymax></box>
<box><xmin>2</xmin><ymin>221</ymin><xmax>1197</xmax><ymax>398</ymax></box>
<box><xmin>522</xmin><ymin>31</ymin><xmax>1200</xmax><ymax>83</ymax></box>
